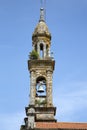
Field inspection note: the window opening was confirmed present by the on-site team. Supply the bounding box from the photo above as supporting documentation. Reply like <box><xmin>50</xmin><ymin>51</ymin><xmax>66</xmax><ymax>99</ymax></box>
<box><xmin>46</xmin><ymin>45</ymin><xmax>48</xmax><ymax>56</ymax></box>
<box><xmin>35</xmin><ymin>45</ymin><xmax>37</xmax><ymax>51</ymax></box>
<box><xmin>40</xmin><ymin>43</ymin><xmax>44</xmax><ymax>58</ymax></box>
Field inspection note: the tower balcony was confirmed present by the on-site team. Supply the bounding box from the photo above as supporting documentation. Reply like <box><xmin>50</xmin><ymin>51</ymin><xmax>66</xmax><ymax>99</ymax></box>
<box><xmin>29</xmin><ymin>50</ymin><xmax>54</xmax><ymax>61</ymax></box>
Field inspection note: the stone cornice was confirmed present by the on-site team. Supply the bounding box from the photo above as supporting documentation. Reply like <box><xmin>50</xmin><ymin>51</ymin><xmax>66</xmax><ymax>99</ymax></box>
<box><xmin>28</xmin><ymin>59</ymin><xmax>55</xmax><ymax>71</ymax></box>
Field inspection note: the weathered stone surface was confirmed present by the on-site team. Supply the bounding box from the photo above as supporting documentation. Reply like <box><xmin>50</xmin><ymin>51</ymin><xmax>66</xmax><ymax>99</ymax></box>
<box><xmin>20</xmin><ymin>9</ymin><xmax>56</xmax><ymax>130</ymax></box>
<box><xmin>27</xmin><ymin>56</ymin><xmax>56</xmax><ymax>123</ymax></box>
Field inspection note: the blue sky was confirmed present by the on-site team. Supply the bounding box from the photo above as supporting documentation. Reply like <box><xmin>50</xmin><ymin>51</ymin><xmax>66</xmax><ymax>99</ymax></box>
<box><xmin>0</xmin><ymin>0</ymin><xmax>87</xmax><ymax>130</ymax></box>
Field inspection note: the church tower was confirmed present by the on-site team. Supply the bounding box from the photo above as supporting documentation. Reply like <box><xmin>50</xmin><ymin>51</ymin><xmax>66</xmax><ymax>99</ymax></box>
<box><xmin>20</xmin><ymin>8</ymin><xmax>56</xmax><ymax>130</ymax></box>
<box><xmin>20</xmin><ymin>4</ymin><xmax>87</xmax><ymax>130</ymax></box>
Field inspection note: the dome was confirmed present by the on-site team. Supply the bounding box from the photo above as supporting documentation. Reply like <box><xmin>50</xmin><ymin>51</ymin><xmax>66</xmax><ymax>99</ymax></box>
<box><xmin>32</xmin><ymin>21</ymin><xmax>51</xmax><ymax>39</ymax></box>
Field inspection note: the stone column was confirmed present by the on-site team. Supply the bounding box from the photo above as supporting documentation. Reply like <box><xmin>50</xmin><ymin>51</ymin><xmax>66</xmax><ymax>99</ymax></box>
<box><xmin>37</xmin><ymin>43</ymin><xmax>40</xmax><ymax>57</ymax></box>
<box><xmin>33</xmin><ymin>44</ymin><xmax>35</xmax><ymax>50</ymax></box>
<box><xmin>46</xmin><ymin>70</ymin><xmax>53</xmax><ymax>107</ymax></box>
<box><xmin>30</xmin><ymin>70</ymin><xmax>36</xmax><ymax>105</ymax></box>
<box><xmin>27</xmin><ymin>108</ymin><xmax>35</xmax><ymax>129</ymax></box>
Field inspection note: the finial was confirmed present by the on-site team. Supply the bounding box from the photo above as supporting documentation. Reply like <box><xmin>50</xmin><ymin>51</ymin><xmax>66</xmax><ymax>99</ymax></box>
<box><xmin>39</xmin><ymin>8</ymin><xmax>45</xmax><ymax>22</ymax></box>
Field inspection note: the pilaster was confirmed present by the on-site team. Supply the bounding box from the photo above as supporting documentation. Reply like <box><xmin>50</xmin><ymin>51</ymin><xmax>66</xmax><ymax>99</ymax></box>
<box><xmin>30</xmin><ymin>70</ymin><xmax>36</xmax><ymax>105</ymax></box>
<box><xmin>46</xmin><ymin>70</ymin><xmax>53</xmax><ymax>107</ymax></box>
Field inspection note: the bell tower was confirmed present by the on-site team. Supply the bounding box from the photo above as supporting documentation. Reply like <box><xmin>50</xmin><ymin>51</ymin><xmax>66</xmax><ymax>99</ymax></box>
<box><xmin>20</xmin><ymin>8</ymin><xmax>56</xmax><ymax>130</ymax></box>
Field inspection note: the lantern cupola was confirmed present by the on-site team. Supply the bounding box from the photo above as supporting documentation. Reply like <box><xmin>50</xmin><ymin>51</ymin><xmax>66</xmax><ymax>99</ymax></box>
<box><xmin>32</xmin><ymin>8</ymin><xmax>51</xmax><ymax>59</ymax></box>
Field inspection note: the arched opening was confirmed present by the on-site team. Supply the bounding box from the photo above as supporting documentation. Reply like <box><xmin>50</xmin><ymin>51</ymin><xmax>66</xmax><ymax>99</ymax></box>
<box><xmin>46</xmin><ymin>45</ymin><xmax>48</xmax><ymax>56</ymax></box>
<box><xmin>36</xmin><ymin>76</ymin><xmax>46</xmax><ymax>97</ymax></box>
<box><xmin>40</xmin><ymin>43</ymin><xmax>44</xmax><ymax>58</ymax></box>
<box><xmin>35</xmin><ymin>76</ymin><xmax>47</xmax><ymax>107</ymax></box>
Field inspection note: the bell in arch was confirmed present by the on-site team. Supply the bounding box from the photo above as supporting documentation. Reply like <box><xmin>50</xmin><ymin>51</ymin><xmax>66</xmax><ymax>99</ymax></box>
<box><xmin>37</xmin><ymin>81</ymin><xmax>44</xmax><ymax>93</ymax></box>
<box><xmin>38</xmin><ymin>85</ymin><xmax>44</xmax><ymax>93</ymax></box>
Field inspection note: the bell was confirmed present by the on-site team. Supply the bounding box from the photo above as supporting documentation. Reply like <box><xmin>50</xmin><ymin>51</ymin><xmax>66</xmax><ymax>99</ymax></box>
<box><xmin>37</xmin><ymin>85</ymin><xmax>44</xmax><ymax>93</ymax></box>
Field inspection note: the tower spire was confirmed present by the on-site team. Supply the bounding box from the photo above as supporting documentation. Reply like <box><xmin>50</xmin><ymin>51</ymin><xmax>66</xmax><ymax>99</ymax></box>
<box><xmin>39</xmin><ymin>8</ymin><xmax>45</xmax><ymax>22</ymax></box>
<box><xmin>40</xmin><ymin>0</ymin><xmax>46</xmax><ymax>22</ymax></box>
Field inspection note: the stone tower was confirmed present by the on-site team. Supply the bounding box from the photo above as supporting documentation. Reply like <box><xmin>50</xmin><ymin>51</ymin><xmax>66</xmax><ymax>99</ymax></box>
<box><xmin>20</xmin><ymin>8</ymin><xmax>56</xmax><ymax>130</ymax></box>
<box><xmin>20</xmin><ymin>6</ymin><xmax>87</xmax><ymax>130</ymax></box>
